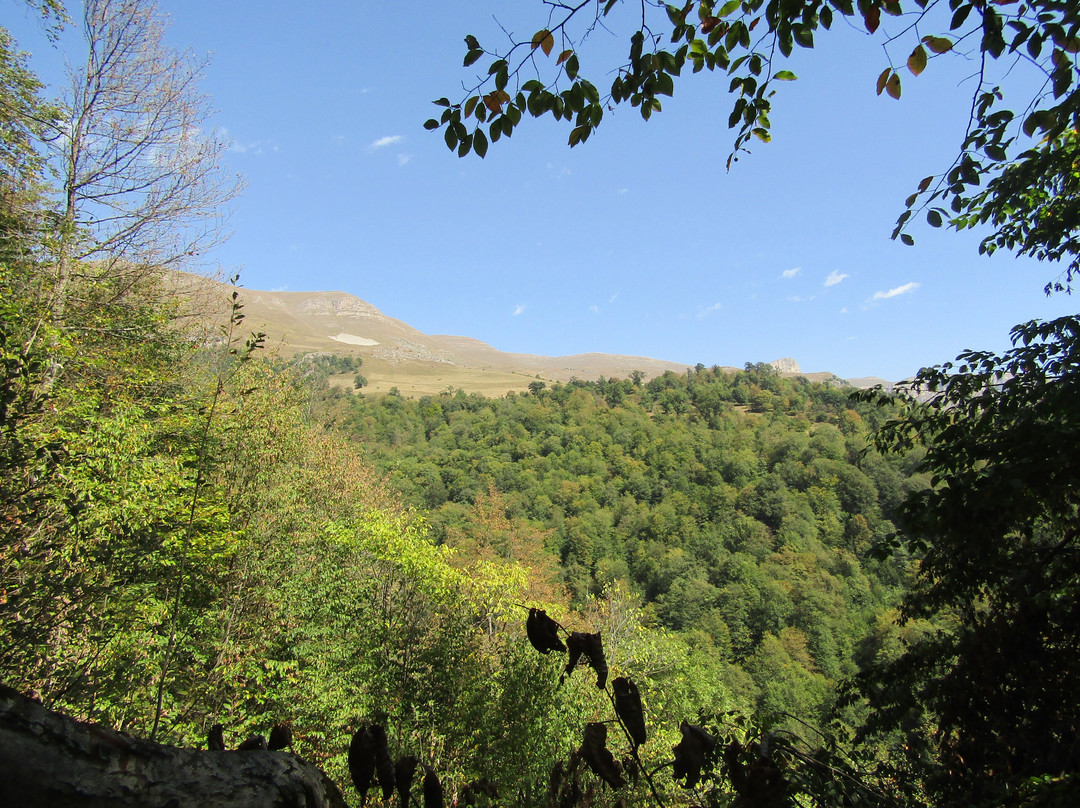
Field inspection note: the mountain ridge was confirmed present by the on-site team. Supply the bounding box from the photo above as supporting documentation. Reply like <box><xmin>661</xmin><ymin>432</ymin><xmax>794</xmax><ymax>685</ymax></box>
<box><xmin>173</xmin><ymin>272</ymin><xmax>894</xmax><ymax>396</ymax></box>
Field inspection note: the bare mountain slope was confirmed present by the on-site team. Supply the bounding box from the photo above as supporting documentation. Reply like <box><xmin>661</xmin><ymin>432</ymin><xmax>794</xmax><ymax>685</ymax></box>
<box><xmin>172</xmin><ymin>273</ymin><xmax>881</xmax><ymax>396</ymax></box>
<box><xmin>171</xmin><ymin>273</ymin><xmax>698</xmax><ymax>395</ymax></box>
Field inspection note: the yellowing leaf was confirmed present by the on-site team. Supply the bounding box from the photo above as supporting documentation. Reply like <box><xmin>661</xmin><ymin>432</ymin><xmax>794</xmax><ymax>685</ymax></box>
<box><xmin>532</xmin><ymin>29</ymin><xmax>555</xmax><ymax>56</ymax></box>
<box><xmin>482</xmin><ymin>91</ymin><xmax>510</xmax><ymax>113</ymax></box>
<box><xmin>557</xmin><ymin>49</ymin><xmax>574</xmax><ymax>65</ymax></box>
<box><xmin>908</xmin><ymin>45</ymin><xmax>927</xmax><ymax>76</ymax></box>
<box><xmin>886</xmin><ymin>72</ymin><xmax>902</xmax><ymax>99</ymax></box>
<box><xmin>876</xmin><ymin>68</ymin><xmax>890</xmax><ymax>96</ymax></box>
<box><xmin>923</xmin><ymin>35</ymin><xmax>953</xmax><ymax>54</ymax></box>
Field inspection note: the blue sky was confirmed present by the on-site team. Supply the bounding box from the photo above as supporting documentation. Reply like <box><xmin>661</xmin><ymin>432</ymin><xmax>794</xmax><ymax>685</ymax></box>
<box><xmin>7</xmin><ymin>1</ymin><xmax>1076</xmax><ymax>381</ymax></box>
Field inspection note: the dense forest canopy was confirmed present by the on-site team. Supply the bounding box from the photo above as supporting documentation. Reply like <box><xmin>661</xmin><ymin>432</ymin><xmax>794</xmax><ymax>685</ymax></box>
<box><xmin>2</xmin><ymin>1</ymin><xmax>1079</xmax><ymax>806</ymax></box>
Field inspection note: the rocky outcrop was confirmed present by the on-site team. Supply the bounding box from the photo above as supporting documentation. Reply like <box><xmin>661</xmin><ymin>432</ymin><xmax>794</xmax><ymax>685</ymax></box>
<box><xmin>769</xmin><ymin>357</ymin><xmax>801</xmax><ymax>374</ymax></box>
<box><xmin>0</xmin><ymin>685</ymin><xmax>346</xmax><ymax>808</ymax></box>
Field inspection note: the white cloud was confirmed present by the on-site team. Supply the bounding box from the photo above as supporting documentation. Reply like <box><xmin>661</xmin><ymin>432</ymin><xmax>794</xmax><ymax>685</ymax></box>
<box><xmin>512</xmin><ymin>304</ymin><xmax>526</xmax><ymax>316</ymax></box>
<box><xmin>590</xmin><ymin>305</ymin><xmax>600</xmax><ymax>314</ymax></box>
<box><xmin>609</xmin><ymin>292</ymin><xmax>619</xmax><ymax>304</ymax></box>
<box><xmin>824</xmin><ymin>270</ymin><xmax>849</xmax><ymax>287</ymax></box>
<box><xmin>397</xmin><ymin>154</ymin><xmax>412</xmax><ymax>166</ymax></box>
<box><xmin>871</xmin><ymin>282</ymin><xmax>921</xmax><ymax>301</ymax></box>
<box><xmin>697</xmin><ymin>302</ymin><xmax>723</xmax><ymax>318</ymax></box>
<box><xmin>226</xmin><ymin>134</ymin><xmax>275</xmax><ymax>156</ymax></box>
<box><xmin>782</xmin><ymin>267</ymin><xmax>801</xmax><ymax>279</ymax></box>
<box><xmin>370</xmin><ymin>135</ymin><xmax>403</xmax><ymax>150</ymax></box>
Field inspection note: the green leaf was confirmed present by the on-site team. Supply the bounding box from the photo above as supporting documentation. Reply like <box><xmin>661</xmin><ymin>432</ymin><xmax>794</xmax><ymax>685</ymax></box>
<box><xmin>718</xmin><ymin>0</ymin><xmax>740</xmax><ymax>16</ymax></box>
<box><xmin>792</xmin><ymin>24</ymin><xmax>814</xmax><ymax>48</ymax></box>
<box><xmin>928</xmin><ymin>209</ymin><xmax>942</xmax><ymax>227</ymax></box>
<box><xmin>950</xmin><ymin>4</ymin><xmax>971</xmax><ymax>30</ymax></box>
<box><xmin>774</xmin><ymin>70</ymin><xmax>797</xmax><ymax>80</ymax></box>
<box><xmin>566</xmin><ymin>54</ymin><xmax>580</xmax><ymax>79</ymax></box>
<box><xmin>464</xmin><ymin>96</ymin><xmax>479</xmax><ymax>119</ymax></box>
<box><xmin>433</xmin><ymin>97</ymin><xmax>451</xmax><ymax>107</ymax></box>
<box><xmin>464</xmin><ymin>49</ymin><xmax>484</xmax><ymax>68</ymax></box>
<box><xmin>423</xmin><ymin>119</ymin><xmax>440</xmax><ymax>131</ymax></box>
<box><xmin>900</xmin><ymin>233</ymin><xmax>915</xmax><ymax>246</ymax></box>
<box><xmin>472</xmin><ymin>128</ymin><xmax>488</xmax><ymax>158</ymax></box>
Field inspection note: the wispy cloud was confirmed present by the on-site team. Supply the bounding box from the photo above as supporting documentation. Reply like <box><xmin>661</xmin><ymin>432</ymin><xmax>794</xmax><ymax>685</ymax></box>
<box><xmin>512</xmin><ymin>304</ymin><xmax>526</xmax><ymax>316</ymax></box>
<box><xmin>824</xmin><ymin>270</ymin><xmax>849</xmax><ymax>287</ymax></box>
<box><xmin>397</xmin><ymin>154</ymin><xmax>412</xmax><ymax>166</ymax></box>
<box><xmin>590</xmin><ymin>305</ymin><xmax>600</xmax><ymax>314</ymax></box>
<box><xmin>871</xmin><ymin>282</ymin><xmax>920</xmax><ymax>301</ymax></box>
<box><xmin>370</xmin><ymin>135</ymin><xmax>403</xmax><ymax>150</ymax></box>
<box><xmin>782</xmin><ymin>267</ymin><xmax>801</xmax><ymax>279</ymax></box>
<box><xmin>609</xmin><ymin>292</ymin><xmax>619</xmax><ymax>304</ymax></box>
<box><xmin>697</xmin><ymin>301</ymin><xmax>723</xmax><ymax>318</ymax></box>
<box><xmin>223</xmin><ymin>127</ymin><xmax>277</xmax><ymax>156</ymax></box>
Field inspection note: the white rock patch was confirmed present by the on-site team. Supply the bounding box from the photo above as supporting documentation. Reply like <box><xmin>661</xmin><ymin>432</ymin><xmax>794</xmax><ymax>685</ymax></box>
<box><xmin>331</xmin><ymin>333</ymin><xmax>379</xmax><ymax>346</ymax></box>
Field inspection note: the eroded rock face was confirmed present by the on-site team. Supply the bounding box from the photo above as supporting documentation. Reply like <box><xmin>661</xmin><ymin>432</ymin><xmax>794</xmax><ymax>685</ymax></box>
<box><xmin>0</xmin><ymin>686</ymin><xmax>346</xmax><ymax>808</ymax></box>
<box><xmin>296</xmin><ymin>295</ymin><xmax>387</xmax><ymax>320</ymax></box>
<box><xmin>769</xmin><ymin>357</ymin><xmax>801</xmax><ymax>374</ymax></box>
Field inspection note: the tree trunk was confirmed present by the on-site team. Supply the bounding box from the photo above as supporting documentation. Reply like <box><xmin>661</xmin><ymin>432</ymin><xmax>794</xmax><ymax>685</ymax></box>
<box><xmin>0</xmin><ymin>685</ymin><xmax>347</xmax><ymax>808</ymax></box>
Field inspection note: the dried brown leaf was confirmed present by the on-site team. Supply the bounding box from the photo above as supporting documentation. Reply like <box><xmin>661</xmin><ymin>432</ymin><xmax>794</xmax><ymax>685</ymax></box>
<box><xmin>206</xmin><ymin>723</ymin><xmax>225</xmax><ymax>751</ymax></box>
<box><xmin>527</xmin><ymin>608</ymin><xmax>566</xmax><ymax>654</ymax></box>
<box><xmin>612</xmin><ymin>677</ymin><xmax>646</xmax><ymax>747</ymax></box>
<box><xmin>579</xmin><ymin>723</ymin><xmax>626</xmax><ymax>789</ymax></box>
<box><xmin>672</xmin><ymin>721</ymin><xmax>716</xmax><ymax>789</ymax></box>
<box><xmin>424</xmin><ymin>766</ymin><xmax>445</xmax><ymax>808</ymax></box>
<box><xmin>396</xmin><ymin>756</ymin><xmax>419</xmax><ymax>808</ymax></box>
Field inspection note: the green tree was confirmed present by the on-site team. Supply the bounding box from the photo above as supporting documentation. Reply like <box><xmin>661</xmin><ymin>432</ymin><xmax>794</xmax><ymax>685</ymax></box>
<box><xmin>854</xmin><ymin>316</ymin><xmax>1080</xmax><ymax>806</ymax></box>
<box><xmin>432</xmin><ymin>0</ymin><xmax>1079</xmax><ymax>286</ymax></box>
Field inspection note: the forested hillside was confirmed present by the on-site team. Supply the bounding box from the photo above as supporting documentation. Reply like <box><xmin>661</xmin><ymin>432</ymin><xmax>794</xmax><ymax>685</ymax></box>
<box><xmin>317</xmin><ymin>365</ymin><xmax>925</xmax><ymax>733</ymax></box>
<box><xmin>5</xmin><ymin>1</ymin><xmax>1080</xmax><ymax>806</ymax></box>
